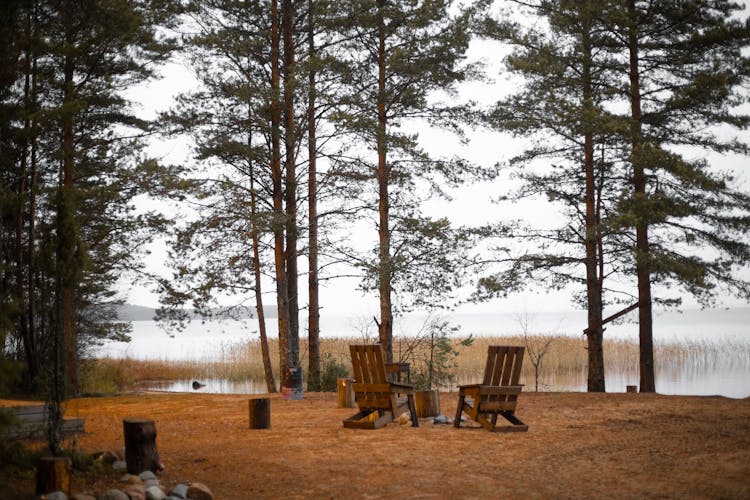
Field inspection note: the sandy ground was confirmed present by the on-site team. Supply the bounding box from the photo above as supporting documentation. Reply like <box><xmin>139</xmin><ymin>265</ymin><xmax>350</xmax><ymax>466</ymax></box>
<box><xmin>2</xmin><ymin>391</ymin><xmax>750</xmax><ymax>499</ymax></box>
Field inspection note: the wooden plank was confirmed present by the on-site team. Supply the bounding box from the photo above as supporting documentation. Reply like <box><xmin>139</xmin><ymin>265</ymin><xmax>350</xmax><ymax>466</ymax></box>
<box><xmin>483</xmin><ymin>346</ymin><xmax>497</xmax><ymax>385</ymax></box>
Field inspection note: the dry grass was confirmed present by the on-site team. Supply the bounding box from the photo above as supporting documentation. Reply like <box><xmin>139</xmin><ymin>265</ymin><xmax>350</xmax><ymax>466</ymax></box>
<box><xmin>80</xmin><ymin>334</ymin><xmax>749</xmax><ymax>395</ymax></box>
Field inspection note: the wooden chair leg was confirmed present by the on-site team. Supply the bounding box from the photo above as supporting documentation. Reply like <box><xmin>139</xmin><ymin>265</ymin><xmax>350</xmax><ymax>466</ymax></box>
<box><xmin>454</xmin><ymin>394</ymin><xmax>465</xmax><ymax>428</ymax></box>
<box><xmin>407</xmin><ymin>395</ymin><xmax>418</xmax><ymax>427</ymax></box>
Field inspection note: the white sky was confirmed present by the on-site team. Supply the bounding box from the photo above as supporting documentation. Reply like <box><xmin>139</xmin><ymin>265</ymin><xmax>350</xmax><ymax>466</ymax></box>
<box><xmin>120</xmin><ymin>5</ymin><xmax>750</xmax><ymax>317</ymax></box>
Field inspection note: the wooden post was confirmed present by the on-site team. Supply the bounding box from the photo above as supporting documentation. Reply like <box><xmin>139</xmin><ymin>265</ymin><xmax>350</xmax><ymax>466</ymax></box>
<box><xmin>123</xmin><ymin>419</ymin><xmax>163</xmax><ymax>475</ymax></box>
<box><xmin>414</xmin><ymin>389</ymin><xmax>440</xmax><ymax>418</ymax></box>
<box><xmin>337</xmin><ymin>378</ymin><xmax>355</xmax><ymax>408</ymax></box>
<box><xmin>248</xmin><ymin>398</ymin><xmax>271</xmax><ymax>429</ymax></box>
<box><xmin>35</xmin><ymin>456</ymin><xmax>71</xmax><ymax>496</ymax></box>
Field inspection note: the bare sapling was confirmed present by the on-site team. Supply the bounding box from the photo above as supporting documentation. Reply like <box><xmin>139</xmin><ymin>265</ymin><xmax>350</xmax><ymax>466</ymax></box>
<box><xmin>517</xmin><ymin>313</ymin><xmax>557</xmax><ymax>392</ymax></box>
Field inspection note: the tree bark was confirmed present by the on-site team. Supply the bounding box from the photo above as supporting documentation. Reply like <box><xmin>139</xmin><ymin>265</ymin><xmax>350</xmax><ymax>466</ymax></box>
<box><xmin>248</xmin><ymin>398</ymin><xmax>271</xmax><ymax>429</ymax></box>
<box><xmin>307</xmin><ymin>0</ymin><xmax>321</xmax><ymax>392</ymax></box>
<box><xmin>270</xmin><ymin>0</ymin><xmax>292</xmax><ymax>389</ymax></box>
<box><xmin>627</xmin><ymin>0</ymin><xmax>655</xmax><ymax>393</ymax></box>
<box><xmin>376</xmin><ymin>0</ymin><xmax>394</xmax><ymax>363</ymax></box>
<box><xmin>282</xmin><ymin>0</ymin><xmax>301</xmax><ymax>394</ymax></box>
<box><xmin>581</xmin><ymin>3</ymin><xmax>605</xmax><ymax>392</ymax></box>
<box><xmin>248</xmin><ymin>118</ymin><xmax>276</xmax><ymax>393</ymax></box>
<box><xmin>123</xmin><ymin>419</ymin><xmax>163</xmax><ymax>474</ymax></box>
<box><xmin>17</xmin><ymin>18</ymin><xmax>36</xmax><ymax>387</ymax></box>
<box><xmin>35</xmin><ymin>456</ymin><xmax>71</xmax><ymax>496</ymax></box>
<box><xmin>57</xmin><ymin>9</ymin><xmax>80</xmax><ymax>398</ymax></box>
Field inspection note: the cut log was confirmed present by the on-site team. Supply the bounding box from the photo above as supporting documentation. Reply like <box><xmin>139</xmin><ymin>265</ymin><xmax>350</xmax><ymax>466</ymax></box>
<box><xmin>35</xmin><ymin>456</ymin><xmax>71</xmax><ymax>495</ymax></box>
<box><xmin>248</xmin><ymin>398</ymin><xmax>271</xmax><ymax>429</ymax></box>
<box><xmin>414</xmin><ymin>389</ymin><xmax>440</xmax><ymax>418</ymax></box>
<box><xmin>123</xmin><ymin>418</ymin><xmax>163</xmax><ymax>474</ymax></box>
<box><xmin>337</xmin><ymin>378</ymin><xmax>355</xmax><ymax>408</ymax></box>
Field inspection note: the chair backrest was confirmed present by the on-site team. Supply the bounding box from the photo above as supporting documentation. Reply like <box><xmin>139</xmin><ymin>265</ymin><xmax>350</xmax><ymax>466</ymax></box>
<box><xmin>483</xmin><ymin>345</ymin><xmax>525</xmax><ymax>387</ymax></box>
<box><xmin>349</xmin><ymin>344</ymin><xmax>388</xmax><ymax>385</ymax></box>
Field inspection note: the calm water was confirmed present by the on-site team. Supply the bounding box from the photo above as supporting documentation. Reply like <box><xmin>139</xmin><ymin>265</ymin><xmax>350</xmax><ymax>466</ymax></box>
<box><xmin>97</xmin><ymin>307</ymin><xmax>750</xmax><ymax>398</ymax></box>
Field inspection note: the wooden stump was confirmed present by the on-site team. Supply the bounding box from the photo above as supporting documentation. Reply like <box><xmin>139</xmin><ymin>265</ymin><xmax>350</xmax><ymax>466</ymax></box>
<box><xmin>414</xmin><ymin>389</ymin><xmax>440</xmax><ymax>418</ymax></box>
<box><xmin>248</xmin><ymin>398</ymin><xmax>271</xmax><ymax>429</ymax></box>
<box><xmin>337</xmin><ymin>378</ymin><xmax>355</xmax><ymax>408</ymax></box>
<box><xmin>35</xmin><ymin>456</ymin><xmax>71</xmax><ymax>496</ymax></box>
<box><xmin>626</xmin><ymin>385</ymin><xmax>638</xmax><ymax>393</ymax></box>
<box><xmin>123</xmin><ymin>419</ymin><xmax>163</xmax><ymax>475</ymax></box>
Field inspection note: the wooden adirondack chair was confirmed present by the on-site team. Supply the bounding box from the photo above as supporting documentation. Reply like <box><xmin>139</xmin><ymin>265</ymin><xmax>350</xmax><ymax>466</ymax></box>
<box><xmin>343</xmin><ymin>344</ymin><xmax>419</xmax><ymax>429</ymax></box>
<box><xmin>454</xmin><ymin>345</ymin><xmax>528</xmax><ymax>432</ymax></box>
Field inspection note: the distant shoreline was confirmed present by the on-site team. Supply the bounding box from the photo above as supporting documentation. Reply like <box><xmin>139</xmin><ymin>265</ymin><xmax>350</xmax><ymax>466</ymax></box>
<box><xmin>116</xmin><ymin>304</ymin><xmax>277</xmax><ymax>322</ymax></box>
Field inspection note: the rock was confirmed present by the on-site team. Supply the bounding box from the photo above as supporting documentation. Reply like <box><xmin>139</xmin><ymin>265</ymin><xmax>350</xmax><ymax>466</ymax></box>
<box><xmin>44</xmin><ymin>492</ymin><xmax>67</xmax><ymax>500</ymax></box>
<box><xmin>139</xmin><ymin>470</ymin><xmax>157</xmax><ymax>482</ymax></box>
<box><xmin>71</xmin><ymin>494</ymin><xmax>97</xmax><ymax>500</ymax></box>
<box><xmin>433</xmin><ymin>415</ymin><xmax>449</xmax><ymax>424</ymax></box>
<box><xmin>168</xmin><ymin>484</ymin><xmax>188</xmax><ymax>499</ymax></box>
<box><xmin>192</xmin><ymin>380</ymin><xmax>205</xmax><ymax>390</ymax></box>
<box><xmin>186</xmin><ymin>482</ymin><xmax>214</xmax><ymax>500</ymax></box>
<box><xmin>120</xmin><ymin>474</ymin><xmax>143</xmax><ymax>484</ymax></box>
<box><xmin>112</xmin><ymin>460</ymin><xmax>127</xmax><ymax>472</ymax></box>
<box><xmin>145</xmin><ymin>485</ymin><xmax>166</xmax><ymax>500</ymax></box>
<box><xmin>102</xmin><ymin>489</ymin><xmax>130</xmax><ymax>500</ymax></box>
<box><xmin>397</xmin><ymin>413</ymin><xmax>410</xmax><ymax>425</ymax></box>
<box><xmin>123</xmin><ymin>485</ymin><xmax>146</xmax><ymax>500</ymax></box>
<box><xmin>94</xmin><ymin>450</ymin><xmax>120</xmax><ymax>465</ymax></box>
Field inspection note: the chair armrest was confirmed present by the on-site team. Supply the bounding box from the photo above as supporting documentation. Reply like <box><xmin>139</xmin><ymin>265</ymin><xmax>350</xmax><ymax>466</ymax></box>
<box><xmin>478</xmin><ymin>385</ymin><xmax>523</xmax><ymax>396</ymax></box>
<box><xmin>390</xmin><ymin>382</ymin><xmax>415</xmax><ymax>393</ymax></box>
<box><xmin>457</xmin><ymin>383</ymin><xmax>482</xmax><ymax>390</ymax></box>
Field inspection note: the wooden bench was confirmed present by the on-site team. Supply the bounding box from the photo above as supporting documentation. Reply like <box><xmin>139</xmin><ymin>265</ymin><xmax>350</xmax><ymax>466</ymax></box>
<box><xmin>0</xmin><ymin>405</ymin><xmax>85</xmax><ymax>439</ymax></box>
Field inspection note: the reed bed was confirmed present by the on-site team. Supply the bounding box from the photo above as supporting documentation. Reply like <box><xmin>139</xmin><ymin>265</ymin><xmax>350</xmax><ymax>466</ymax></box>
<box><xmin>80</xmin><ymin>334</ymin><xmax>750</xmax><ymax>394</ymax></box>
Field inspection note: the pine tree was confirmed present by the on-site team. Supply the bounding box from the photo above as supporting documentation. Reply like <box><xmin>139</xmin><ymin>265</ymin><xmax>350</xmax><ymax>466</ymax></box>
<box><xmin>331</xmin><ymin>0</ymin><xmax>484</xmax><ymax>362</ymax></box>
<box><xmin>479</xmin><ymin>0</ymin><xmax>625</xmax><ymax>391</ymax></box>
<box><xmin>606</xmin><ymin>0</ymin><xmax>750</xmax><ymax>392</ymax></box>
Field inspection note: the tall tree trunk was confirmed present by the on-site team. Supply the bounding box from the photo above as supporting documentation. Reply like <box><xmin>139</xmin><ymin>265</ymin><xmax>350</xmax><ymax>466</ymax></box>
<box><xmin>57</xmin><ymin>31</ymin><xmax>78</xmax><ymax>398</ymax></box>
<box><xmin>627</xmin><ymin>0</ymin><xmax>655</xmax><ymax>393</ymax></box>
<box><xmin>307</xmin><ymin>0</ymin><xmax>321</xmax><ymax>392</ymax></box>
<box><xmin>27</xmin><ymin>40</ymin><xmax>39</xmax><ymax>390</ymax></box>
<box><xmin>376</xmin><ymin>0</ymin><xmax>393</xmax><ymax>363</ymax></box>
<box><xmin>17</xmin><ymin>22</ymin><xmax>35</xmax><ymax>387</ymax></box>
<box><xmin>248</xmin><ymin>116</ymin><xmax>276</xmax><ymax>393</ymax></box>
<box><xmin>282</xmin><ymin>0</ymin><xmax>301</xmax><ymax>393</ymax></box>
<box><xmin>581</xmin><ymin>4</ymin><xmax>605</xmax><ymax>392</ymax></box>
<box><xmin>270</xmin><ymin>0</ymin><xmax>292</xmax><ymax>389</ymax></box>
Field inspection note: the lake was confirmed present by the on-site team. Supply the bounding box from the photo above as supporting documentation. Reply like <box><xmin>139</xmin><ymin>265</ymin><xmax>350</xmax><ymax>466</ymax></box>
<box><xmin>96</xmin><ymin>307</ymin><xmax>750</xmax><ymax>398</ymax></box>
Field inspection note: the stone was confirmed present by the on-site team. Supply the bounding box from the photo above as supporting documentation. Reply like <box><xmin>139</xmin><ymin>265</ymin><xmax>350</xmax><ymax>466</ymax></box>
<box><xmin>44</xmin><ymin>492</ymin><xmax>67</xmax><ymax>500</ymax></box>
<box><xmin>433</xmin><ymin>415</ymin><xmax>449</xmax><ymax>424</ymax></box>
<box><xmin>102</xmin><ymin>489</ymin><xmax>130</xmax><ymax>500</ymax></box>
<box><xmin>71</xmin><ymin>494</ymin><xmax>97</xmax><ymax>500</ymax></box>
<box><xmin>145</xmin><ymin>485</ymin><xmax>166</xmax><ymax>500</ymax></box>
<box><xmin>144</xmin><ymin>479</ymin><xmax>161</xmax><ymax>489</ymax></box>
<box><xmin>123</xmin><ymin>485</ymin><xmax>146</xmax><ymax>500</ymax></box>
<box><xmin>139</xmin><ymin>470</ymin><xmax>157</xmax><ymax>482</ymax></box>
<box><xmin>94</xmin><ymin>450</ymin><xmax>120</xmax><ymax>465</ymax></box>
<box><xmin>112</xmin><ymin>460</ymin><xmax>128</xmax><ymax>472</ymax></box>
<box><xmin>120</xmin><ymin>474</ymin><xmax>143</xmax><ymax>484</ymax></box>
<box><xmin>186</xmin><ymin>482</ymin><xmax>214</xmax><ymax>500</ymax></box>
<box><xmin>168</xmin><ymin>484</ymin><xmax>188</xmax><ymax>499</ymax></box>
